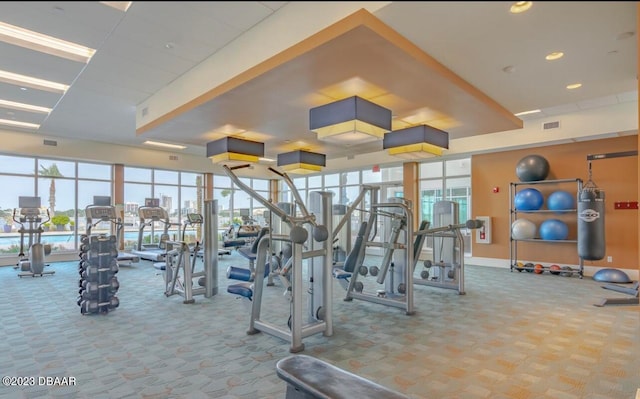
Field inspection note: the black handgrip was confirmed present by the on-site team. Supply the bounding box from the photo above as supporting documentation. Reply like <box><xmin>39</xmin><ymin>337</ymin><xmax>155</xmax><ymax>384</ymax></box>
<box><xmin>230</xmin><ymin>164</ymin><xmax>251</xmax><ymax>170</ymax></box>
<box><xmin>268</xmin><ymin>167</ymin><xmax>285</xmax><ymax>177</ymax></box>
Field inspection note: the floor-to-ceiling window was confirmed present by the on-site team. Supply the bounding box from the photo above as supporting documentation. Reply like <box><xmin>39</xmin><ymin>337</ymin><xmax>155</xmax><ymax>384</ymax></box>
<box><xmin>419</xmin><ymin>157</ymin><xmax>472</xmax><ymax>255</ymax></box>
<box><xmin>0</xmin><ymin>155</ymin><xmax>113</xmax><ymax>258</ymax></box>
<box><xmin>123</xmin><ymin>166</ymin><xmax>204</xmax><ymax>250</ymax></box>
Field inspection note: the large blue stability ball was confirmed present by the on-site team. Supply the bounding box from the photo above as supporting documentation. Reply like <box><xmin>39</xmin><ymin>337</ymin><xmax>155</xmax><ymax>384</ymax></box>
<box><xmin>511</xmin><ymin>219</ymin><xmax>536</xmax><ymax>240</ymax></box>
<box><xmin>547</xmin><ymin>190</ymin><xmax>575</xmax><ymax>213</ymax></box>
<box><xmin>539</xmin><ymin>219</ymin><xmax>569</xmax><ymax>240</ymax></box>
<box><xmin>516</xmin><ymin>154</ymin><xmax>550</xmax><ymax>182</ymax></box>
<box><xmin>514</xmin><ymin>188</ymin><xmax>544</xmax><ymax>211</ymax></box>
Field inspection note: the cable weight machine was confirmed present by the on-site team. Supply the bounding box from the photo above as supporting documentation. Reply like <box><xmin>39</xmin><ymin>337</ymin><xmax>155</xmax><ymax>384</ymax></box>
<box><xmin>224</xmin><ymin>164</ymin><xmax>333</xmax><ymax>353</ymax></box>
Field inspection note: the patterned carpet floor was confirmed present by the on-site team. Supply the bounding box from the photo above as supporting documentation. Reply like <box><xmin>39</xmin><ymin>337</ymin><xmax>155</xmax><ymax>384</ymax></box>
<box><xmin>0</xmin><ymin>250</ymin><xmax>638</xmax><ymax>399</ymax></box>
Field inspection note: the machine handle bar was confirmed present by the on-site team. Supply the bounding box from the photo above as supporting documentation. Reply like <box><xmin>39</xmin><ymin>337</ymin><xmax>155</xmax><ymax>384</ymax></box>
<box><xmin>230</xmin><ymin>164</ymin><xmax>251</xmax><ymax>171</ymax></box>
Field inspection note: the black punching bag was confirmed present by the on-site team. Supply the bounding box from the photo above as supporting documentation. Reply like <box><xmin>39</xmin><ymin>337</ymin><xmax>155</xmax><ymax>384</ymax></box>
<box><xmin>577</xmin><ymin>187</ymin><xmax>605</xmax><ymax>260</ymax></box>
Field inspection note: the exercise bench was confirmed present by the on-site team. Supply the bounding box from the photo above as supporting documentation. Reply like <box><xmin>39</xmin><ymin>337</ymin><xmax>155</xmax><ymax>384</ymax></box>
<box><xmin>276</xmin><ymin>354</ymin><xmax>409</xmax><ymax>399</ymax></box>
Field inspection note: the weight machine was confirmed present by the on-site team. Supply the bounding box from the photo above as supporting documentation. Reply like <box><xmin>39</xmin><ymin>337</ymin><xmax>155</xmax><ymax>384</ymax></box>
<box><xmin>336</xmin><ymin>193</ymin><xmax>416</xmax><ymax>315</ymax></box>
<box><xmin>163</xmin><ymin>200</ymin><xmax>219</xmax><ymax>303</ymax></box>
<box><xmin>413</xmin><ymin>220</ymin><xmax>484</xmax><ymax>295</ymax></box>
<box><xmin>412</xmin><ymin>200</ymin><xmax>482</xmax><ymax>295</ymax></box>
<box><xmin>85</xmin><ymin>196</ymin><xmax>139</xmax><ymax>266</ymax></box>
<box><xmin>331</xmin><ymin>184</ymin><xmax>380</xmax><ymax>267</ymax></box>
<box><xmin>13</xmin><ymin>196</ymin><xmax>54</xmax><ymax>277</ymax></box>
<box><xmin>224</xmin><ymin>164</ymin><xmax>332</xmax><ymax>353</ymax></box>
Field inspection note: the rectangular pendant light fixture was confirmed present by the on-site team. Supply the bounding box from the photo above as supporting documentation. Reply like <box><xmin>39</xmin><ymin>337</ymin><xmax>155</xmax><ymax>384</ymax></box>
<box><xmin>383</xmin><ymin>124</ymin><xmax>449</xmax><ymax>159</ymax></box>
<box><xmin>207</xmin><ymin>136</ymin><xmax>264</xmax><ymax>164</ymax></box>
<box><xmin>309</xmin><ymin>96</ymin><xmax>391</xmax><ymax>144</ymax></box>
<box><xmin>277</xmin><ymin>150</ymin><xmax>326</xmax><ymax>175</ymax></box>
<box><xmin>0</xmin><ymin>22</ymin><xmax>96</xmax><ymax>63</ymax></box>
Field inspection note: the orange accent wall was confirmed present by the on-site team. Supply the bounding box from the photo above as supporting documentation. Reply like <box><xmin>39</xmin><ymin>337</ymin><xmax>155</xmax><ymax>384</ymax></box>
<box><xmin>471</xmin><ymin>136</ymin><xmax>638</xmax><ymax>271</ymax></box>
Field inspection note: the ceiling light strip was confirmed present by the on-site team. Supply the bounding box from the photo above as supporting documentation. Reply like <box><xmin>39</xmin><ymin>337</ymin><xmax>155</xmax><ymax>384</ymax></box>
<box><xmin>143</xmin><ymin>140</ymin><xmax>187</xmax><ymax>150</ymax></box>
<box><xmin>0</xmin><ymin>22</ymin><xmax>96</xmax><ymax>63</ymax></box>
<box><xmin>0</xmin><ymin>118</ymin><xmax>40</xmax><ymax>129</ymax></box>
<box><xmin>0</xmin><ymin>69</ymin><xmax>69</xmax><ymax>93</ymax></box>
<box><xmin>0</xmin><ymin>99</ymin><xmax>51</xmax><ymax>114</ymax></box>
<box><xmin>514</xmin><ymin>109</ymin><xmax>541</xmax><ymax>116</ymax></box>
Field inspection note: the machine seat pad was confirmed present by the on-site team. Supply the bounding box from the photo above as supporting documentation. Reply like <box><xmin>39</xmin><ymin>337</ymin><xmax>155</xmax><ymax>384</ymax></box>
<box><xmin>238</xmin><ymin>246</ymin><xmax>257</xmax><ymax>261</ymax></box>
<box><xmin>153</xmin><ymin>262</ymin><xmax>166</xmax><ymax>271</ymax></box>
<box><xmin>332</xmin><ymin>268</ymin><xmax>351</xmax><ymax>280</ymax></box>
<box><xmin>276</xmin><ymin>354</ymin><xmax>409</xmax><ymax>399</ymax></box>
<box><xmin>227</xmin><ymin>282</ymin><xmax>253</xmax><ymax>299</ymax></box>
<box><xmin>223</xmin><ymin>239</ymin><xmax>246</xmax><ymax>248</ymax></box>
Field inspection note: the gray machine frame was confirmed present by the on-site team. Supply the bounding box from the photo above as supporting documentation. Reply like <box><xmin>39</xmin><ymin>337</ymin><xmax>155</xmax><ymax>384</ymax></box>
<box><xmin>341</xmin><ymin>193</ymin><xmax>416</xmax><ymax>315</ymax></box>
<box><xmin>224</xmin><ymin>164</ymin><xmax>333</xmax><ymax>353</ymax></box>
<box><xmin>164</xmin><ymin>199</ymin><xmax>219</xmax><ymax>303</ymax></box>
<box><xmin>413</xmin><ymin>200</ymin><xmax>466</xmax><ymax>294</ymax></box>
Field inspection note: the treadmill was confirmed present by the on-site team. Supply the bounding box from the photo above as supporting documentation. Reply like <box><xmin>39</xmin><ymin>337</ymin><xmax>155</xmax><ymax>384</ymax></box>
<box><xmin>132</xmin><ymin>198</ymin><xmax>171</xmax><ymax>262</ymax></box>
<box><xmin>85</xmin><ymin>196</ymin><xmax>140</xmax><ymax>266</ymax></box>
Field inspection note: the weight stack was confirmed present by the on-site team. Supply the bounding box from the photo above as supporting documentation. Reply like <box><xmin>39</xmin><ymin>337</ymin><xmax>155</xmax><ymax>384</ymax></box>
<box><xmin>78</xmin><ymin>234</ymin><xmax>119</xmax><ymax>315</ymax></box>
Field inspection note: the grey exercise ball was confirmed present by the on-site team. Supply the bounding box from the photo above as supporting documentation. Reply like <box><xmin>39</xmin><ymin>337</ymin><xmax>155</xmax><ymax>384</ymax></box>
<box><xmin>516</xmin><ymin>154</ymin><xmax>550</xmax><ymax>182</ymax></box>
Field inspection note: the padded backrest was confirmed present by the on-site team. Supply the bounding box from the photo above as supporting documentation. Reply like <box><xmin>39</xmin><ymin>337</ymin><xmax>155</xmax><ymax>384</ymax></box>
<box><xmin>413</xmin><ymin>220</ymin><xmax>430</xmax><ymax>260</ymax></box>
<box><xmin>251</xmin><ymin>227</ymin><xmax>269</xmax><ymax>254</ymax></box>
<box><xmin>343</xmin><ymin>221</ymin><xmax>367</xmax><ymax>273</ymax></box>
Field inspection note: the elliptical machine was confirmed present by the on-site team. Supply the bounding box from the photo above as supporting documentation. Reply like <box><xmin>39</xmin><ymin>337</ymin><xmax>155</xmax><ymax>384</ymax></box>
<box><xmin>13</xmin><ymin>196</ymin><xmax>54</xmax><ymax>277</ymax></box>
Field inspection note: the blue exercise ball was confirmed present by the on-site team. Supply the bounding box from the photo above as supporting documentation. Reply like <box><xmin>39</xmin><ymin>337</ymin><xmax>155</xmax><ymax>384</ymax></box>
<box><xmin>539</xmin><ymin>219</ymin><xmax>568</xmax><ymax>240</ymax></box>
<box><xmin>514</xmin><ymin>188</ymin><xmax>544</xmax><ymax>211</ymax></box>
<box><xmin>516</xmin><ymin>155</ymin><xmax>550</xmax><ymax>182</ymax></box>
<box><xmin>547</xmin><ymin>190</ymin><xmax>575</xmax><ymax>213</ymax></box>
<box><xmin>511</xmin><ymin>219</ymin><xmax>536</xmax><ymax>240</ymax></box>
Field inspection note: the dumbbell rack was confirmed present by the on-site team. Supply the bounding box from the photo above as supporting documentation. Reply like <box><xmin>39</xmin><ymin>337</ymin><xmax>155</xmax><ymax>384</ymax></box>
<box><xmin>78</xmin><ymin>234</ymin><xmax>120</xmax><ymax>315</ymax></box>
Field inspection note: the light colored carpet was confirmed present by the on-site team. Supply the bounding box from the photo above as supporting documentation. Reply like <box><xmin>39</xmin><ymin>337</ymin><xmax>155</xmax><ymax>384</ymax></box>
<box><xmin>0</xmin><ymin>251</ymin><xmax>638</xmax><ymax>399</ymax></box>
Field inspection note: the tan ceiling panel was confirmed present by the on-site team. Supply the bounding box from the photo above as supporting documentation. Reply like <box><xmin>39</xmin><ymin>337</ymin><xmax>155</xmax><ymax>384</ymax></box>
<box><xmin>139</xmin><ymin>8</ymin><xmax>524</xmax><ymax>159</ymax></box>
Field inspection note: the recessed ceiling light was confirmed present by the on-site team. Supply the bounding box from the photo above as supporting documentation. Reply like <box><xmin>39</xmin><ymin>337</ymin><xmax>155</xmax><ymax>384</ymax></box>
<box><xmin>514</xmin><ymin>109</ymin><xmax>541</xmax><ymax>116</ymax></box>
<box><xmin>0</xmin><ymin>21</ymin><xmax>96</xmax><ymax>63</ymax></box>
<box><xmin>0</xmin><ymin>69</ymin><xmax>69</xmax><ymax>93</ymax></box>
<box><xmin>0</xmin><ymin>118</ymin><xmax>40</xmax><ymax>129</ymax></box>
<box><xmin>0</xmin><ymin>99</ymin><xmax>52</xmax><ymax>114</ymax></box>
<box><xmin>545</xmin><ymin>52</ymin><xmax>564</xmax><ymax>61</ymax></box>
<box><xmin>510</xmin><ymin>1</ymin><xmax>532</xmax><ymax>14</ymax></box>
<box><xmin>566</xmin><ymin>83</ymin><xmax>582</xmax><ymax>90</ymax></box>
<box><xmin>143</xmin><ymin>140</ymin><xmax>187</xmax><ymax>150</ymax></box>
<box><xmin>502</xmin><ymin>65</ymin><xmax>516</xmax><ymax>73</ymax></box>
<box><xmin>165</xmin><ymin>42</ymin><xmax>175</xmax><ymax>49</ymax></box>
